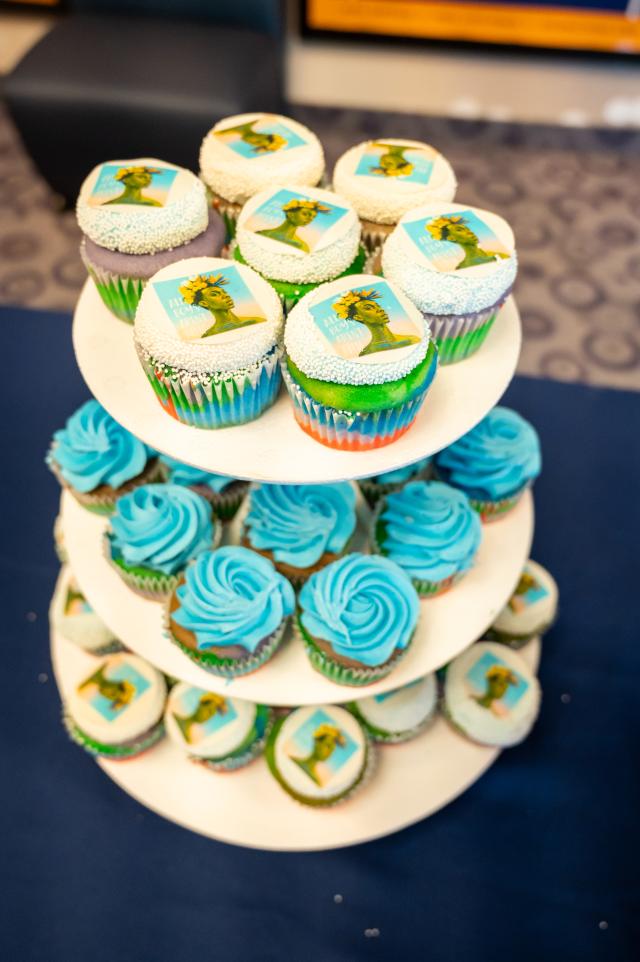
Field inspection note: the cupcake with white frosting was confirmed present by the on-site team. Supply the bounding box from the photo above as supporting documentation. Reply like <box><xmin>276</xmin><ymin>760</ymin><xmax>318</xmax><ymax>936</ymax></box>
<box><xmin>234</xmin><ymin>185</ymin><xmax>365</xmax><ymax>311</ymax></box>
<box><xmin>348</xmin><ymin>675</ymin><xmax>438</xmax><ymax>744</ymax></box>
<box><xmin>333</xmin><ymin>139</ymin><xmax>456</xmax><ymax>253</ymax></box>
<box><xmin>199</xmin><ymin>113</ymin><xmax>324</xmax><ymax>238</ymax></box>
<box><xmin>382</xmin><ymin>202</ymin><xmax>517</xmax><ymax>364</ymax></box>
<box><xmin>485</xmin><ymin>560</ymin><xmax>558</xmax><ymax>649</ymax></box>
<box><xmin>51</xmin><ymin>567</ymin><xmax>122</xmax><ymax>656</ymax></box>
<box><xmin>134</xmin><ymin>256</ymin><xmax>283</xmax><ymax>429</ymax></box>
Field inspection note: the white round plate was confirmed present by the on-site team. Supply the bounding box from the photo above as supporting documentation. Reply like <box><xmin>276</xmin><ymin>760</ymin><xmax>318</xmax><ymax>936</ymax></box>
<box><xmin>50</xmin><ymin>624</ymin><xmax>541</xmax><ymax>851</ymax></box>
<box><xmin>73</xmin><ymin>279</ymin><xmax>521</xmax><ymax>483</ymax></box>
<box><xmin>59</xmin><ymin>486</ymin><xmax>533</xmax><ymax>706</ymax></box>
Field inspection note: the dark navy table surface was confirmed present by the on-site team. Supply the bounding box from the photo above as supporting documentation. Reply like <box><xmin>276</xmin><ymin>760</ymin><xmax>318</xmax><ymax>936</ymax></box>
<box><xmin>1</xmin><ymin>306</ymin><xmax>638</xmax><ymax>962</ymax></box>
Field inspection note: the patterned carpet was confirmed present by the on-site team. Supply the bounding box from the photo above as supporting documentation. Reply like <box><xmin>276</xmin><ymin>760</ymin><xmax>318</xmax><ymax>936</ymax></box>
<box><xmin>1</xmin><ymin>102</ymin><xmax>639</xmax><ymax>391</ymax></box>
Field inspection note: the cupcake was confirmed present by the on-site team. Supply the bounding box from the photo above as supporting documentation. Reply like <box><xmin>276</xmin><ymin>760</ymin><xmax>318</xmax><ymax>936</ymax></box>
<box><xmin>298</xmin><ymin>553</ymin><xmax>420</xmax><ymax>686</ymax></box>
<box><xmin>382</xmin><ymin>202</ymin><xmax>517</xmax><ymax>364</ymax></box>
<box><xmin>282</xmin><ymin>274</ymin><xmax>437</xmax><ymax>451</ymax></box>
<box><xmin>165</xmin><ymin>683</ymin><xmax>272</xmax><ymax>772</ymax></box>
<box><xmin>442</xmin><ymin>641</ymin><xmax>541</xmax><ymax>747</ymax></box>
<box><xmin>357</xmin><ymin>455</ymin><xmax>432</xmax><ymax>507</ymax></box>
<box><xmin>134</xmin><ymin>256</ymin><xmax>283</xmax><ymax>429</ymax></box>
<box><xmin>77</xmin><ymin>158</ymin><xmax>224</xmax><ymax>323</ymax></box>
<box><xmin>234</xmin><ymin>185</ymin><xmax>365</xmax><ymax>311</ymax></box>
<box><xmin>51</xmin><ymin>568</ymin><xmax>122</xmax><ymax>656</ymax></box>
<box><xmin>434</xmin><ymin>406</ymin><xmax>541</xmax><ymax>522</ymax></box>
<box><xmin>485</xmin><ymin>560</ymin><xmax>559</xmax><ymax>649</ymax></box>
<box><xmin>199</xmin><ymin>112</ymin><xmax>324</xmax><ymax>239</ymax></box>
<box><xmin>372</xmin><ymin>480</ymin><xmax>482</xmax><ymax>597</ymax></box>
<box><xmin>266</xmin><ymin>704</ymin><xmax>372</xmax><ymax>807</ymax></box>
<box><xmin>63</xmin><ymin>653</ymin><xmax>166</xmax><ymax>760</ymax></box>
<box><xmin>47</xmin><ymin>399</ymin><xmax>161</xmax><ymax>514</ymax></box>
<box><xmin>333</xmin><ymin>139</ymin><xmax>456</xmax><ymax>253</ymax></box>
<box><xmin>348</xmin><ymin>675</ymin><xmax>438</xmax><ymax>744</ymax></box>
<box><xmin>167</xmin><ymin>546</ymin><xmax>295</xmax><ymax>677</ymax></box>
<box><xmin>158</xmin><ymin>454</ymin><xmax>248</xmax><ymax>521</ymax></box>
<box><xmin>242</xmin><ymin>482</ymin><xmax>357</xmax><ymax>587</ymax></box>
<box><xmin>105</xmin><ymin>484</ymin><xmax>217</xmax><ymax>598</ymax></box>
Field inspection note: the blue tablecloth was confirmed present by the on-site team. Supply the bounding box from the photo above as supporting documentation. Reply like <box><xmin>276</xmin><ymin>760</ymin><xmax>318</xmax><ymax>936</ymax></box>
<box><xmin>1</xmin><ymin>305</ymin><xmax>638</xmax><ymax>962</ymax></box>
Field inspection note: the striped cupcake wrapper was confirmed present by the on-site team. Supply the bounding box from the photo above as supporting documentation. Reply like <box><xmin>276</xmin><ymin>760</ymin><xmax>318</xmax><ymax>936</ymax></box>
<box><xmin>166</xmin><ymin>617</ymin><xmax>288</xmax><ymax>678</ymax></box>
<box><xmin>197</xmin><ymin>706</ymin><xmax>274</xmax><ymax>772</ymax></box>
<box><xmin>426</xmin><ymin>303</ymin><xmax>504</xmax><ymax>365</ymax></box>
<box><xmin>83</xmin><ymin>260</ymin><xmax>145</xmax><ymax>325</ymax></box>
<box><xmin>297</xmin><ymin>621</ymin><xmax>410</xmax><ymax>687</ymax></box>
<box><xmin>469</xmin><ymin>484</ymin><xmax>529</xmax><ymax>523</ymax></box>
<box><xmin>281</xmin><ymin>364</ymin><xmax>430</xmax><ymax>452</ymax></box>
<box><xmin>63</xmin><ymin>712</ymin><xmax>165</xmax><ymax>760</ymax></box>
<box><xmin>137</xmin><ymin>345</ymin><xmax>282</xmax><ymax>429</ymax></box>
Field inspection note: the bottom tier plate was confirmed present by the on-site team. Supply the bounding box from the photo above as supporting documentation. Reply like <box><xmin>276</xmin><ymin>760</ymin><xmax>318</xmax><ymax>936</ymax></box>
<box><xmin>50</xmin><ymin>630</ymin><xmax>541</xmax><ymax>852</ymax></box>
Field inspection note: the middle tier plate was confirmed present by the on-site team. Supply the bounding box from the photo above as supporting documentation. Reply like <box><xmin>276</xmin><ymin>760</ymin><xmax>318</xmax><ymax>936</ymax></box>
<box><xmin>59</xmin><ymin>488</ymin><xmax>534</xmax><ymax>706</ymax></box>
<box><xmin>73</xmin><ymin>279</ymin><xmax>521</xmax><ymax>483</ymax></box>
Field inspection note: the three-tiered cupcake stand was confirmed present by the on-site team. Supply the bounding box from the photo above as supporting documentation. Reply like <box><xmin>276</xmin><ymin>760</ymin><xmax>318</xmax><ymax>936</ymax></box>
<box><xmin>50</xmin><ymin>279</ymin><xmax>540</xmax><ymax>851</ymax></box>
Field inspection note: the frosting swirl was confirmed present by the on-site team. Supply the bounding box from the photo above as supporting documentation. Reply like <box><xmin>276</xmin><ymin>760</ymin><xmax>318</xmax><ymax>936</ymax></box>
<box><xmin>109</xmin><ymin>484</ymin><xmax>214</xmax><ymax>574</ymax></box>
<box><xmin>50</xmin><ymin>400</ymin><xmax>149</xmax><ymax>493</ymax></box>
<box><xmin>299</xmin><ymin>553</ymin><xmax>419</xmax><ymax>667</ymax></box>
<box><xmin>435</xmin><ymin>407</ymin><xmax>541</xmax><ymax>501</ymax></box>
<box><xmin>172</xmin><ymin>547</ymin><xmax>295</xmax><ymax>653</ymax></box>
<box><xmin>244</xmin><ymin>483</ymin><xmax>356</xmax><ymax>569</ymax></box>
<box><xmin>159</xmin><ymin>455</ymin><xmax>234</xmax><ymax>494</ymax></box>
<box><xmin>372</xmin><ymin>456</ymin><xmax>432</xmax><ymax>485</ymax></box>
<box><xmin>378</xmin><ymin>481</ymin><xmax>482</xmax><ymax>582</ymax></box>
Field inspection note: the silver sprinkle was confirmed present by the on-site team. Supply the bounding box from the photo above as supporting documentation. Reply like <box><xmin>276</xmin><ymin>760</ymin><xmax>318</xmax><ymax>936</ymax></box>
<box><xmin>561</xmin><ymin>693</ymin><xmax>571</xmax><ymax>704</ymax></box>
<box><xmin>333</xmin><ymin>894</ymin><xmax>343</xmax><ymax>904</ymax></box>
<box><xmin>599</xmin><ymin>921</ymin><xmax>608</xmax><ymax>931</ymax></box>
<box><xmin>26</xmin><ymin>611</ymin><xmax>37</xmax><ymax>622</ymax></box>
<box><xmin>38</xmin><ymin>672</ymin><xmax>48</xmax><ymax>684</ymax></box>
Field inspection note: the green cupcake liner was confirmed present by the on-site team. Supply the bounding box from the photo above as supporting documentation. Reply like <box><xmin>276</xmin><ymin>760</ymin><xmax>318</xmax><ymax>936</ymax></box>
<box><xmin>469</xmin><ymin>484</ymin><xmax>529</xmax><ymax>523</ymax></box>
<box><xmin>166</xmin><ymin>616</ymin><xmax>288</xmax><ymax>678</ymax></box>
<box><xmin>105</xmin><ymin>541</ymin><xmax>183</xmax><ymax>599</ymax></box>
<box><xmin>89</xmin><ymin>270</ymin><xmax>145</xmax><ymax>324</ymax></box>
<box><xmin>196</xmin><ymin>705</ymin><xmax>274</xmax><ymax>772</ymax></box>
<box><xmin>63</xmin><ymin>712</ymin><xmax>165</xmax><ymax>759</ymax></box>
<box><xmin>296</xmin><ymin>616</ymin><xmax>410</xmax><ymax>687</ymax></box>
<box><xmin>346</xmin><ymin>701</ymin><xmax>437</xmax><ymax>745</ymax></box>
<box><xmin>430</xmin><ymin>311</ymin><xmax>498</xmax><ymax>365</ymax></box>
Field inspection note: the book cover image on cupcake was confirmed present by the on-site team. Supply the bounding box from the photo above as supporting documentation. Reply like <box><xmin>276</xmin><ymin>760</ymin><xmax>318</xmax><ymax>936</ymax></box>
<box><xmin>152</xmin><ymin>265</ymin><xmax>267</xmax><ymax>342</ymax></box>
<box><xmin>465</xmin><ymin>652</ymin><xmax>528</xmax><ymax>717</ymax></box>
<box><xmin>64</xmin><ymin>580</ymin><xmax>93</xmax><ymax>617</ymax></box>
<box><xmin>88</xmin><ymin>163</ymin><xmax>178</xmax><ymax>208</ymax></box>
<box><xmin>402</xmin><ymin>210</ymin><xmax>511</xmax><ymax>275</ymax></box>
<box><xmin>310</xmin><ymin>280</ymin><xmax>422</xmax><ymax>363</ymax></box>
<box><xmin>355</xmin><ymin>142</ymin><xmax>436</xmax><ymax>183</ymax></box>
<box><xmin>285</xmin><ymin>709</ymin><xmax>357</xmax><ymax>788</ymax></box>
<box><xmin>244</xmin><ymin>189</ymin><xmax>350</xmax><ymax>255</ymax></box>
<box><xmin>171</xmin><ymin>690</ymin><xmax>236</xmax><ymax>745</ymax></box>
<box><xmin>77</xmin><ymin>663</ymin><xmax>150</xmax><ymax>721</ymax></box>
<box><xmin>214</xmin><ymin>117</ymin><xmax>307</xmax><ymax>158</ymax></box>
<box><xmin>508</xmin><ymin>567</ymin><xmax>550</xmax><ymax>614</ymax></box>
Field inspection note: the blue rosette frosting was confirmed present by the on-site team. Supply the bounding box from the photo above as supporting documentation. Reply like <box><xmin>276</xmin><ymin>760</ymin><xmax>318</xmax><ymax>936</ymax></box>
<box><xmin>244</xmin><ymin>483</ymin><xmax>357</xmax><ymax>571</ymax></box>
<box><xmin>435</xmin><ymin>407</ymin><xmax>541</xmax><ymax>501</ymax></box>
<box><xmin>172</xmin><ymin>547</ymin><xmax>296</xmax><ymax>654</ymax></box>
<box><xmin>159</xmin><ymin>455</ymin><xmax>234</xmax><ymax>494</ymax></box>
<box><xmin>109</xmin><ymin>484</ymin><xmax>214</xmax><ymax>575</ymax></box>
<box><xmin>50</xmin><ymin>399</ymin><xmax>150</xmax><ymax>493</ymax></box>
<box><xmin>376</xmin><ymin>480</ymin><xmax>482</xmax><ymax>586</ymax></box>
<box><xmin>299</xmin><ymin>553</ymin><xmax>419</xmax><ymax>668</ymax></box>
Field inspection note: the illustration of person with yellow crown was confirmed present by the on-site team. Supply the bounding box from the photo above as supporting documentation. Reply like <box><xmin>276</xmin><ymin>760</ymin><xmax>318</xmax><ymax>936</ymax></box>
<box><xmin>103</xmin><ymin>165</ymin><xmax>162</xmax><ymax>206</ymax></box>
<box><xmin>290</xmin><ymin>723</ymin><xmax>346</xmax><ymax>786</ymax></box>
<box><xmin>334</xmin><ymin>287</ymin><xmax>421</xmax><ymax>357</ymax></box>
<box><xmin>79</xmin><ymin>666</ymin><xmax>136</xmax><ymax>713</ymax></box>
<box><xmin>508</xmin><ymin>569</ymin><xmax>538</xmax><ymax>612</ymax></box>
<box><xmin>256</xmin><ymin>198</ymin><xmax>330</xmax><ymax>252</ymax></box>
<box><xmin>426</xmin><ymin>215</ymin><xmax>509</xmax><ymax>270</ymax></box>
<box><xmin>370</xmin><ymin>142</ymin><xmax>414</xmax><ymax>177</ymax></box>
<box><xmin>179</xmin><ymin>274</ymin><xmax>265</xmax><ymax>336</ymax></box>
<box><xmin>473</xmin><ymin>664</ymin><xmax>519</xmax><ymax>713</ymax></box>
<box><xmin>172</xmin><ymin>693</ymin><xmax>228</xmax><ymax>744</ymax></box>
<box><xmin>216</xmin><ymin>118</ymin><xmax>287</xmax><ymax>154</ymax></box>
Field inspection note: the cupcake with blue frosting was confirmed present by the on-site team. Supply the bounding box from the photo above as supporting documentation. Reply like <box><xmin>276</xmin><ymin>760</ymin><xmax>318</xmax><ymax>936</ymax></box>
<box><xmin>159</xmin><ymin>455</ymin><xmax>248</xmax><ymax>521</ymax></box>
<box><xmin>47</xmin><ymin>399</ymin><xmax>160</xmax><ymax>514</ymax></box>
<box><xmin>357</xmin><ymin>455</ymin><xmax>432</xmax><ymax>507</ymax></box>
<box><xmin>167</xmin><ymin>546</ymin><xmax>296</xmax><ymax>677</ymax></box>
<box><xmin>434</xmin><ymin>406</ymin><xmax>541</xmax><ymax>522</ymax></box>
<box><xmin>106</xmin><ymin>483</ymin><xmax>217</xmax><ymax>598</ymax></box>
<box><xmin>297</xmin><ymin>553</ymin><xmax>420</xmax><ymax>686</ymax></box>
<box><xmin>372</xmin><ymin>480</ymin><xmax>482</xmax><ymax>597</ymax></box>
<box><xmin>382</xmin><ymin>202</ymin><xmax>517</xmax><ymax>364</ymax></box>
<box><xmin>242</xmin><ymin>482</ymin><xmax>357</xmax><ymax>587</ymax></box>
<box><xmin>283</xmin><ymin>274</ymin><xmax>437</xmax><ymax>451</ymax></box>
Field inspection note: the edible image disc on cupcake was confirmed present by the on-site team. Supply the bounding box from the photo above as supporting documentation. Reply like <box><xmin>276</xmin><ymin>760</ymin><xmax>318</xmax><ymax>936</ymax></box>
<box><xmin>355</xmin><ymin>141</ymin><xmax>438</xmax><ymax>184</ymax></box>
<box><xmin>243</xmin><ymin>188</ymin><xmax>353</xmax><ymax>256</ymax></box>
<box><xmin>309</xmin><ymin>279</ymin><xmax>423</xmax><ymax>363</ymax></box>
<box><xmin>214</xmin><ymin>115</ymin><xmax>308</xmax><ymax>159</ymax></box>
<box><xmin>509</xmin><ymin>565</ymin><xmax>552</xmax><ymax>614</ymax></box>
<box><xmin>83</xmin><ymin>159</ymin><xmax>194</xmax><ymax>211</ymax></box>
<box><xmin>152</xmin><ymin>264</ymin><xmax>267</xmax><ymax>343</ymax></box>
<box><xmin>281</xmin><ymin>707</ymin><xmax>360</xmax><ymax>790</ymax></box>
<box><xmin>64</xmin><ymin>579</ymin><xmax>93</xmax><ymax>617</ymax></box>
<box><xmin>77</xmin><ymin>660</ymin><xmax>150</xmax><ymax>722</ymax></box>
<box><xmin>166</xmin><ymin>685</ymin><xmax>257</xmax><ymax>757</ymax></box>
<box><xmin>401</xmin><ymin>206</ymin><xmax>513</xmax><ymax>277</ymax></box>
<box><xmin>464</xmin><ymin>650</ymin><xmax>528</xmax><ymax>715</ymax></box>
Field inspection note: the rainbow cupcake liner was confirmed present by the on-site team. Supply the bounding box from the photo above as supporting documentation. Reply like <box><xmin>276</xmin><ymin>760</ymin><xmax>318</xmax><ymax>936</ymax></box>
<box><xmin>82</xmin><ymin>253</ymin><xmax>145</xmax><ymax>324</ymax></box>
<box><xmin>196</xmin><ymin>706</ymin><xmax>274</xmax><ymax>772</ymax></box>
<box><xmin>137</xmin><ymin>345</ymin><xmax>282</xmax><ymax>429</ymax></box>
<box><xmin>166</xmin><ymin>616</ymin><xmax>288</xmax><ymax>678</ymax></box>
<box><xmin>469</xmin><ymin>483</ymin><xmax>529</xmax><ymax>523</ymax></box>
<box><xmin>281</xmin><ymin>364</ymin><xmax>431</xmax><ymax>452</ymax></box>
<box><xmin>296</xmin><ymin>618</ymin><xmax>411</xmax><ymax>687</ymax></box>
<box><xmin>428</xmin><ymin>309</ymin><xmax>498</xmax><ymax>365</ymax></box>
<box><xmin>346</xmin><ymin>702</ymin><xmax>437</xmax><ymax>745</ymax></box>
<box><xmin>63</xmin><ymin>712</ymin><xmax>165</xmax><ymax>760</ymax></box>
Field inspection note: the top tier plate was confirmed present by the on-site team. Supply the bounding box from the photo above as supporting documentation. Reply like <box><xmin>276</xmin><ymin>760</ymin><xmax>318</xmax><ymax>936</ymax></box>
<box><xmin>73</xmin><ymin>280</ymin><xmax>521</xmax><ymax>483</ymax></box>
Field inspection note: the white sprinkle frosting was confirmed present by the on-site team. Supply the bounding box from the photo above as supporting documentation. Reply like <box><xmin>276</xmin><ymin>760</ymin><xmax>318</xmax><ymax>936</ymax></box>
<box><xmin>199</xmin><ymin>113</ymin><xmax>325</xmax><ymax>205</ymax></box>
<box><xmin>76</xmin><ymin>158</ymin><xmax>208</xmax><ymax>255</ymax></box>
